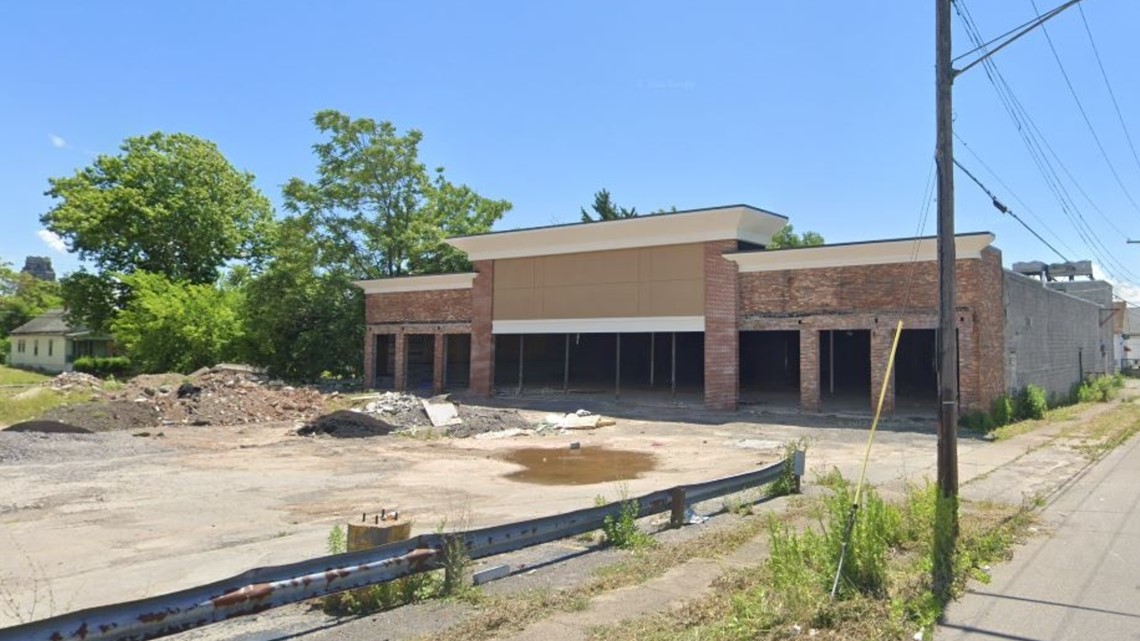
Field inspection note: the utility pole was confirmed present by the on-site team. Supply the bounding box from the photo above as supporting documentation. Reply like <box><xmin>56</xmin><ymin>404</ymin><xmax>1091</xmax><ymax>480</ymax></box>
<box><xmin>935</xmin><ymin>0</ymin><xmax>958</xmax><ymax>502</ymax></box>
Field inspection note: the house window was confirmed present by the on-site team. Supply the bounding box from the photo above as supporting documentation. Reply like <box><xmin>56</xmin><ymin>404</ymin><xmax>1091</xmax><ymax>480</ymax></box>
<box><xmin>48</xmin><ymin>340</ymin><xmax>53</xmax><ymax>357</ymax></box>
<box><xmin>16</xmin><ymin>340</ymin><xmax>24</xmax><ymax>354</ymax></box>
<box><xmin>34</xmin><ymin>340</ymin><xmax>39</xmax><ymax>356</ymax></box>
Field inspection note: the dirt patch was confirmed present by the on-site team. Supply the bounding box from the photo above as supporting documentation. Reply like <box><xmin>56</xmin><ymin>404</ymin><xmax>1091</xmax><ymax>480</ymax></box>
<box><xmin>3</xmin><ymin>420</ymin><xmax>92</xmax><ymax>434</ymax></box>
<box><xmin>298</xmin><ymin>410</ymin><xmax>397</xmax><ymax>438</ymax></box>
<box><xmin>41</xmin><ymin>400</ymin><xmax>163</xmax><ymax>432</ymax></box>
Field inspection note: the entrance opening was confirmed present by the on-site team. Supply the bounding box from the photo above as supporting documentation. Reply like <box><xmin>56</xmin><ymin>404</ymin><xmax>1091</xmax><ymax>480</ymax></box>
<box><xmin>492</xmin><ymin>331</ymin><xmax>704</xmax><ymax>400</ymax></box>
<box><xmin>739</xmin><ymin>330</ymin><xmax>800</xmax><ymax>406</ymax></box>
<box><xmin>406</xmin><ymin>334</ymin><xmax>435</xmax><ymax>392</ymax></box>
<box><xmin>445</xmin><ymin>334</ymin><xmax>471</xmax><ymax>390</ymax></box>
<box><xmin>895</xmin><ymin>329</ymin><xmax>938</xmax><ymax>410</ymax></box>
<box><xmin>373</xmin><ymin>334</ymin><xmax>396</xmax><ymax>389</ymax></box>
<box><xmin>819</xmin><ymin>329</ymin><xmax>871</xmax><ymax>409</ymax></box>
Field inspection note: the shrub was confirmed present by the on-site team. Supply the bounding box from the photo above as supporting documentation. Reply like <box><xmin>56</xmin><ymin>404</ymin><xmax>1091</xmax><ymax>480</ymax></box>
<box><xmin>1018</xmin><ymin>385</ymin><xmax>1048</xmax><ymax>420</ymax></box>
<box><xmin>990</xmin><ymin>395</ymin><xmax>1015</xmax><ymax>427</ymax></box>
<box><xmin>599</xmin><ymin>497</ymin><xmax>655</xmax><ymax>550</ymax></box>
<box><xmin>961</xmin><ymin>410</ymin><xmax>993</xmax><ymax>432</ymax></box>
<box><xmin>73</xmin><ymin>356</ymin><xmax>132</xmax><ymax>379</ymax></box>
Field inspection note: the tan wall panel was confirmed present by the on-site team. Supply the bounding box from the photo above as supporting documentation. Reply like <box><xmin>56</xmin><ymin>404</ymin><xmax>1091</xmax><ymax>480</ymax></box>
<box><xmin>493</xmin><ymin>288</ymin><xmax>540</xmax><ymax>319</ymax></box>
<box><xmin>541</xmin><ymin>284</ymin><xmax>641</xmax><ymax>318</ymax></box>
<box><xmin>493</xmin><ymin>244</ymin><xmax>705</xmax><ymax>320</ymax></box>
<box><xmin>494</xmin><ymin>257</ymin><xmax>536</xmax><ymax>288</ymax></box>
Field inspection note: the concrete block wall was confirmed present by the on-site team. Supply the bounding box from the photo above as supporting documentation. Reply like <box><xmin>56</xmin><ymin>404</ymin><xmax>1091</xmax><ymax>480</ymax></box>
<box><xmin>1004</xmin><ymin>271</ymin><xmax>1108</xmax><ymax>400</ymax></box>
<box><xmin>1046</xmin><ymin>280</ymin><xmax>1116</xmax><ymax>375</ymax></box>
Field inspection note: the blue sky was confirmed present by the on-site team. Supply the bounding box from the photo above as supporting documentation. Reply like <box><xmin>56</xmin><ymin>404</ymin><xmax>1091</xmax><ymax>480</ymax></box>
<box><xmin>4</xmin><ymin>1</ymin><xmax>1140</xmax><ymax>298</ymax></box>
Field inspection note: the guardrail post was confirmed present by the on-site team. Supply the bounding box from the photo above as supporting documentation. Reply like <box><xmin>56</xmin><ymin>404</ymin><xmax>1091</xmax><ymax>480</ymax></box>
<box><xmin>792</xmin><ymin>449</ymin><xmax>806</xmax><ymax>494</ymax></box>
<box><xmin>670</xmin><ymin>487</ymin><xmax>687</xmax><ymax>527</ymax></box>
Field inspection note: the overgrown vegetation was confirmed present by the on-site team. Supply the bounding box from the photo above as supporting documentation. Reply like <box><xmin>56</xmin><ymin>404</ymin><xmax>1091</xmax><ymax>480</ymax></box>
<box><xmin>0</xmin><ymin>388</ymin><xmax>88</xmax><ymax>427</ymax></box>
<box><xmin>589</xmin><ymin>477</ymin><xmax>1038</xmax><ymax>641</ymax></box>
<box><xmin>319</xmin><ymin>523</ymin><xmax>444</xmax><ymax>616</ymax></box>
<box><xmin>766</xmin><ymin>439</ymin><xmax>808</xmax><ymax>498</ymax></box>
<box><xmin>964</xmin><ymin>375</ymin><xmax>1127</xmax><ymax>438</ymax></box>
<box><xmin>596</xmin><ymin>495</ymin><xmax>656</xmax><ymax>550</ymax></box>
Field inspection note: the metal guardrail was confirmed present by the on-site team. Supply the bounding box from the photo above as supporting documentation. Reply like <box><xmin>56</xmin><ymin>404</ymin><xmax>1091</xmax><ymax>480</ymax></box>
<box><xmin>0</xmin><ymin>451</ymin><xmax>805</xmax><ymax>641</ymax></box>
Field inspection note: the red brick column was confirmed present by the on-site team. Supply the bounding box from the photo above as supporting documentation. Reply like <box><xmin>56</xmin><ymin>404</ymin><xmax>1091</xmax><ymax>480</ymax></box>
<box><xmin>704</xmin><ymin>241</ymin><xmax>739</xmax><ymax>410</ymax></box>
<box><xmin>394</xmin><ymin>332</ymin><xmax>408</xmax><ymax>392</ymax></box>
<box><xmin>432</xmin><ymin>333</ymin><xmax>445</xmax><ymax>394</ymax></box>
<box><xmin>470</xmin><ymin>260</ymin><xmax>495</xmax><ymax>396</ymax></box>
<box><xmin>363</xmin><ymin>327</ymin><xmax>375</xmax><ymax>390</ymax></box>
<box><xmin>800</xmin><ymin>328</ymin><xmax>820</xmax><ymax>411</ymax></box>
<box><xmin>957</xmin><ymin>313</ymin><xmax>979</xmax><ymax>413</ymax></box>
<box><xmin>870</xmin><ymin>322</ymin><xmax>896</xmax><ymax>414</ymax></box>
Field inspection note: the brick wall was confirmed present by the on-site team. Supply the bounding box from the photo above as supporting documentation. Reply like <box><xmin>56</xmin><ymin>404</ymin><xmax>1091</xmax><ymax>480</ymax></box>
<box><xmin>740</xmin><ymin>252</ymin><xmax>1004</xmax><ymax>413</ymax></box>
<box><xmin>365</xmin><ymin>289</ymin><xmax>472</xmax><ymax>324</ymax></box>
<box><xmin>470</xmin><ymin>260</ymin><xmax>495</xmax><ymax>396</ymax></box>
<box><xmin>704</xmin><ymin>240</ymin><xmax>739</xmax><ymax>410</ymax></box>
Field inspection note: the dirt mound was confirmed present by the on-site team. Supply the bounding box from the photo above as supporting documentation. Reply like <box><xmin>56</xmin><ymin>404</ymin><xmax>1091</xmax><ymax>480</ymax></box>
<box><xmin>298</xmin><ymin>410</ymin><xmax>397</xmax><ymax>438</ymax></box>
<box><xmin>41</xmin><ymin>400</ymin><xmax>163</xmax><ymax>432</ymax></box>
<box><xmin>4</xmin><ymin>420</ymin><xmax>92</xmax><ymax>434</ymax></box>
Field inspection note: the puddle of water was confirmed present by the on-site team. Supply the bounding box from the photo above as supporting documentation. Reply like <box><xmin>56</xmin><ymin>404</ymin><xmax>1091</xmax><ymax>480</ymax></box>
<box><xmin>500</xmin><ymin>446</ymin><xmax>657</xmax><ymax>485</ymax></box>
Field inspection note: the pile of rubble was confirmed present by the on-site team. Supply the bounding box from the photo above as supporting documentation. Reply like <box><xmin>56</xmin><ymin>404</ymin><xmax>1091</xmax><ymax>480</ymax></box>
<box><xmin>44</xmin><ymin>371</ymin><xmax>104</xmax><ymax>391</ymax></box>
<box><xmin>316</xmin><ymin>391</ymin><xmax>534</xmax><ymax>439</ymax></box>
<box><xmin>41</xmin><ymin>365</ymin><xmax>327</xmax><ymax>431</ymax></box>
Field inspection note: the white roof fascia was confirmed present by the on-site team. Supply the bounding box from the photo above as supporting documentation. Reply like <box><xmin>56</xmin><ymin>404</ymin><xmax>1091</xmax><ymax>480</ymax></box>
<box><xmin>448</xmin><ymin>206</ymin><xmax>787</xmax><ymax>261</ymax></box>
<box><xmin>726</xmin><ymin>234</ymin><xmax>995</xmax><ymax>273</ymax></box>
<box><xmin>353</xmin><ymin>273</ymin><xmax>476</xmax><ymax>294</ymax></box>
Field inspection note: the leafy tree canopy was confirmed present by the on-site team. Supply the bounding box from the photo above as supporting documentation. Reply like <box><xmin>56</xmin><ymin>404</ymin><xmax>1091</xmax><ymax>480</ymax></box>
<box><xmin>41</xmin><ymin>132</ymin><xmax>275</xmax><ymax>284</ymax></box>
<box><xmin>768</xmin><ymin>224</ymin><xmax>825</xmax><ymax>249</ymax></box>
<box><xmin>0</xmin><ymin>262</ymin><xmax>62</xmax><ymax>336</ymax></box>
<box><xmin>110</xmin><ymin>271</ymin><xmax>245</xmax><ymax>374</ymax></box>
<box><xmin>580</xmin><ymin>189</ymin><xmax>637</xmax><ymax>223</ymax></box>
<box><xmin>283</xmin><ymin>110</ymin><xmax>511</xmax><ymax>278</ymax></box>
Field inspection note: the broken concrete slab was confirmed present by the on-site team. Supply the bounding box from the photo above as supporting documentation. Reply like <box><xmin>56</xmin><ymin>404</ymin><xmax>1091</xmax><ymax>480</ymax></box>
<box><xmin>421</xmin><ymin>399</ymin><xmax>462</xmax><ymax>428</ymax></box>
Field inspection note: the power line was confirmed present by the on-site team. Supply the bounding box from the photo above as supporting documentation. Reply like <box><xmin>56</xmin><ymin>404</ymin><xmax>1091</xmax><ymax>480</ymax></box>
<box><xmin>1077</xmin><ymin>3</ymin><xmax>1140</xmax><ymax>179</ymax></box>
<box><xmin>953</xmin><ymin>158</ymin><xmax>1069</xmax><ymax>261</ymax></box>
<box><xmin>1029</xmin><ymin>0</ymin><xmax>1140</xmax><ymax>217</ymax></box>
<box><xmin>954</xmin><ymin>1</ymin><xmax>1140</xmax><ymax>285</ymax></box>
<box><xmin>953</xmin><ymin>132</ymin><xmax>1078</xmax><ymax>257</ymax></box>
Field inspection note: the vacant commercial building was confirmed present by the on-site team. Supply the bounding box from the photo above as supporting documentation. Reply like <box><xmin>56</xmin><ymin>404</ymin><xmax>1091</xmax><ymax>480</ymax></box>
<box><xmin>356</xmin><ymin>205</ymin><xmax>1112</xmax><ymax>413</ymax></box>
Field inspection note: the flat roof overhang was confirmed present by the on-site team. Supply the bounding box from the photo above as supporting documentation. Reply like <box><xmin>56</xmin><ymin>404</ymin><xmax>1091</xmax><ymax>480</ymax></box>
<box><xmin>448</xmin><ymin>205</ymin><xmax>788</xmax><ymax>261</ymax></box>
<box><xmin>725</xmin><ymin>232</ymin><xmax>995</xmax><ymax>272</ymax></box>
<box><xmin>353</xmin><ymin>272</ymin><xmax>476</xmax><ymax>294</ymax></box>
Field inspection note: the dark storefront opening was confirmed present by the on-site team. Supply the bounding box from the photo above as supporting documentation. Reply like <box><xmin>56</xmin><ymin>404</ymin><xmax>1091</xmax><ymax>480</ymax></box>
<box><xmin>373</xmin><ymin>334</ymin><xmax>396</xmax><ymax>389</ymax></box>
<box><xmin>739</xmin><ymin>330</ymin><xmax>800</xmax><ymax>405</ymax></box>
<box><xmin>819</xmin><ymin>329</ymin><xmax>871</xmax><ymax>408</ymax></box>
<box><xmin>894</xmin><ymin>329</ymin><xmax>938</xmax><ymax>409</ymax></box>
<box><xmin>405</xmin><ymin>334</ymin><xmax>435</xmax><ymax>392</ymax></box>
<box><xmin>493</xmin><ymin>331</ymin><xmax>704</xmax><ymax>398</ymax></box>
<box><xmin>445</xmin><ymin>334</ymin><xmax>471</xmax><ymax>389</ymax></box>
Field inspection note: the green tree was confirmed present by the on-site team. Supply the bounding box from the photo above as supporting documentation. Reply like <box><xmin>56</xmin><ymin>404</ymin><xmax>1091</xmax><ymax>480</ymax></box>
<box><xmin>42</xmin><ymin>132</ymin><xmax>275</xmax><ymax>283</ymax></box>
<box><xmin>242</xmin><ymin>217</ymin><xmax>363</xmax><ymax>381</ymax></box>
<box><xmin>580</xmin><ymin>189</ymin><xmax>637</xmax><ymax>222</ymax></box>
<box><xmin>0</xmin><ymin>262</ymin><xmax>63</xmax><ymax>336</ymax></box>
<box><xmin>768</xmin><ymin>224</ymin><xmax>825</xmax><ymax>249</ymax></box>
<box><xmin>42</xmin><ymin>132</ymin><xmax>275</xmax><ymax>331</ymax></box>
<box><xmin>283</xmin><ymin>110</ymin><xmax>511</xmax><ymax>278</ymax></box>
<box><xmin>110</xmin><ymin>271</ymin><xmax>245</xmax><ymax>374</ymax></box>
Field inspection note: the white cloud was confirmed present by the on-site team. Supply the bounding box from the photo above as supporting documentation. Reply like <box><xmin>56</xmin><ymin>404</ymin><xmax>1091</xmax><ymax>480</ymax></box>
<box><xmin>37</xmin><ymin>229</ymin><xmax>67</xmax><ymax>253</ymax></box>
<box><xmin>1092</xmin><ymin>263</ymin><xmax>1140</xmax><ymax>305</ymax></box>
<box><xmin>49</xmin><ymin>134</ymin><xmax>67</xmax><ymax>148</ymax></box>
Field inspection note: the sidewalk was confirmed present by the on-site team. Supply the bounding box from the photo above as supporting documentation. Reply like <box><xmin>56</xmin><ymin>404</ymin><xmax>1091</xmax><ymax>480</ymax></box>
<box><xmin>938</xmin><ymin>429</ymin><xmax>1140</xmax><ymax>640</ymax></box>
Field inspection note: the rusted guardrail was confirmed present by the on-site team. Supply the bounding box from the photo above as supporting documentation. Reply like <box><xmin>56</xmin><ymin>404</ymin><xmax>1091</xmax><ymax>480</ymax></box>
<box><xmin>0</xmin><ymin>451</ymin><xmax>805</xmax><ymax>641</ymax></box>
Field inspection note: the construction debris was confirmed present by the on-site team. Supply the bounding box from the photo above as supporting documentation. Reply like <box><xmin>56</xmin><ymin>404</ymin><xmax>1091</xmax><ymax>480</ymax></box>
<box><xmin>539</xmin><ymin>409</ymin><xmax>616</xmax><ymax>430</ymax></box>
<box><xmin>421</xmin><ymin>397</ymin><xmax>462</xmax><ymax>428</ymax></box>
<box><xmin>44</xmin><ymin>371</ymin><xmax>103</xmax><ymax>391</ymax></box>
<box><xmin>298</xmin><ymin>410</ymin><xmax>396</xmax><ymax>438</ymax></box>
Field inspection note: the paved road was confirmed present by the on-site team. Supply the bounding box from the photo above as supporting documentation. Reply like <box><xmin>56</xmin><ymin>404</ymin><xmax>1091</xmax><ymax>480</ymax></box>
<box><xmin>939</xmin><ymin>434</ymin><xmax>1140</xmax><ymax>641</ymax></box>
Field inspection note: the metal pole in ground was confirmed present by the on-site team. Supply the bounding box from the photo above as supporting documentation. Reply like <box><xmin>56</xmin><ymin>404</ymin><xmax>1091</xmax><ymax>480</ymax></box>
<box><xmin>671</xmin><ymin>332</ymin><xmax>677</xmax><ymax>399</ymax></box>
<box><xmin>615</xmin><ymin>333</ymin><xmax>622</xmax><ymax>400</ymax></box>
<box><xmin>517</xmin><ymin>335</ymin><xmax>525</xmax><ymax>396</ymax></box>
